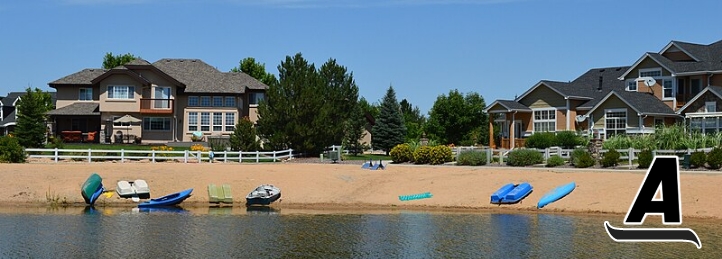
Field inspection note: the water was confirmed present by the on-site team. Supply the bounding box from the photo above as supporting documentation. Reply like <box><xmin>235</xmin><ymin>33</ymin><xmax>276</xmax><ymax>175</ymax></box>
<box><xmin>0</xmin><ymin>207</ymin><xmax>719</xmax><ymax>258</ymax></box>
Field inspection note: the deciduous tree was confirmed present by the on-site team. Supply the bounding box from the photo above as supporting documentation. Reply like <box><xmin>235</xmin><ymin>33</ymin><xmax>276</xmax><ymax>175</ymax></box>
<box><xmin>425</xmin><ymin>89</ymin><xmax>488</xmax><ymax>146</ymax></box>
<box><xmin>230</xmin><ymin>57</ymin><xmax>278</xmax><ymax>86</ymax></box>
<box><xmin>400</xmin><ymin>99</ymin><xmax>425</xmax><ymax>142</ymax></box>
<box><xmin>102</xmin><ymin>52</ymin><xmax>141</xmax><ymax>69</ymax></box>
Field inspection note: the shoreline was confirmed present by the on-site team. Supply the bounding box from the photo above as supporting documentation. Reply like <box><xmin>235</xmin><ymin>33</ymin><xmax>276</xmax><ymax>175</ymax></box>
<box><xmin>2</xmin><ymin>162</ymin><xmax>721</xmax><ymax>221</ymax></box>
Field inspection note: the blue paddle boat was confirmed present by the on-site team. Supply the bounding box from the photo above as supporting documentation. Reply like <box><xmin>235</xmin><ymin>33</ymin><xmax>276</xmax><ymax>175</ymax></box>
<box><xmin>501</xmin><ymin>182</ymin><xmax>533</xmax><ymax>204</ymax></box>
<box><xmin>490</xmin><ymin>183</ymin><xmax>516</xmax><ymax>204</ymax></box>
<box><xmin>138</xmin><ymin>189</ymin><xmax>193</xmax><ymax>208</ymax></box>
<box><xmin>537</xmin><ymin>182</ymin><xmax>576</xmax><ymax>209</ymax></box>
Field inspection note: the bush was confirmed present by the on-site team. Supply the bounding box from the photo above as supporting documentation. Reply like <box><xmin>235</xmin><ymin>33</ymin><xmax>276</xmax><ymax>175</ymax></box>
<box><xmin>390</xmin><ymin>144</ymin><xmax>414</xmax><ymax>163</ymax></box>
<box><xmin>413</xmin><ymin>145</ymin><xmax>433</xmax><ymax>164</ymax></box>
<box><xmin>574</xmin><ymin>151</ymin><xmax>595</xmax><ymax>168</ymax></box>
<box><xmin>507</xmin><ymin>149</ymin><xmax>543</xmax><ymax>167</ymax></box>
<box><xmin>429</xmin><ymin>145</ymin><xmax>453</xmax><ymax>165</ymax></box>
<box><xmin>546</xmin><ymin>155</ymin><xmax>565</xmax><ymax>167</ymax></box>
<box><xmin>690</xmin><ymin>151</ymin><xmax>706</xmax><ymax>168</ymax></box>
<box><xmin>47</xmin><ymin>136</ymin><xmax>64</xmax><ymax>149</ymax></box>
<box><xmin>457</xmin><ymin>151</ymin><xmax>487</xmax><ymax>166</ymax></box>
<box><xmin>0</xmin><ymin>136</ymin><xmax>26</xmax><ymax>163</ymax></box>
<box><xmin>570</xmin><ymin>148</ymin><xmax>588</xmax><ymax>166</ymax></box>
<box><xmin>637</xmin><ymin>149</ymin><xmax>653</xmax><ymax>169</ymax></box>
<box><xmin>524</xmin><ymin>132</ymin><xmax>556</xmax><ymax>149</ymax></box>
<box><xmin>555</xmin><ymin>131</ymin><xmax>583</xmax><ymax>149</ymax></box>
<box><xmin>706</xmin><ymin>147</ymin><xmax>722</xmax><ymax>169</ymax></box>
<box><xmin>600</xmin><ymin>149</ymin><xmax>620</xmax><ymax>168</ymax></box>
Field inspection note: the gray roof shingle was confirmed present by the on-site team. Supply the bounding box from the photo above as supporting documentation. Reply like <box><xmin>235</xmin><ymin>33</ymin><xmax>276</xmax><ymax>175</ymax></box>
<box><xmin>49</xmin><ymin>69</ymin><xmax>108</xmax><ymax>85</ymax></box>
<box><xmin>46</xmin><ymin>103</ymin><xmax>100</xmax><ymax>116</ymax></box>
<box><xmin>0</xmin><ymin>110</ymin><xmax>15</xmax><ymax>127</ymax></box>
<box><xmin>610</xmin><ymin>91</ymin><xmax>677</xmax><ymax>115</ymax></box>
<box><xmin>152</xmin><ymin>59</ymin><xmax>268</xmax><ymax>93</ymax></box>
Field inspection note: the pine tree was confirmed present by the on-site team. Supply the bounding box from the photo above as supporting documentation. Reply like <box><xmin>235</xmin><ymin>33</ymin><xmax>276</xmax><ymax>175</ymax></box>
<box><xmin>343</xmin><ymin>104</ymin><xmax>367</xmax><ymax>155</ymax></box>
<box><xmin>372</xmin><ymin>86</ymin><xmax>407</xmax><ymax>155</ymax></box>
<box><xmin>229</xmin><ymin>117</ymin><xmax>260</xmax><ymax>151</ymax></box>
<box><xmin>14</xmin><ymin>88</ymin><xmax>53</xmax><ymax>148</ymax></box>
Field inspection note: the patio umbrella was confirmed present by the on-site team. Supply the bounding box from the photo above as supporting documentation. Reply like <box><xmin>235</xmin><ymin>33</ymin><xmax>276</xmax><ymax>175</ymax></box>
<box><xmin>114</xmin><ymin>115</ymin><xmax>142</xmax><ymax>141</ymax></box>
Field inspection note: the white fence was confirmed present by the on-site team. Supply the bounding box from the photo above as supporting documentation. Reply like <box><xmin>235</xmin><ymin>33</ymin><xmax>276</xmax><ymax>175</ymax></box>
<box><xmin>25</xmin><ymin>148</ymin><xmax>294</xmax><ymax>163</ymax></box>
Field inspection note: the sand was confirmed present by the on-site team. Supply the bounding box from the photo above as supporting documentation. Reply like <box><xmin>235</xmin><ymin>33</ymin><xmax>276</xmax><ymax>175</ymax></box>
<box><xmin>2</xmin><ymin>161</ymin><xmax>721</xmax><ymax>220</ymax></box>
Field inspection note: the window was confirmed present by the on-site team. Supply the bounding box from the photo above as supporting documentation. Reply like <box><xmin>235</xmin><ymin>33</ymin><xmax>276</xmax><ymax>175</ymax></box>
<box><xmin>533</xmin><ymin>109</ymin><xmax>556</xmax><ymax>132</ymax></box>
<box><xmin>250</xmin><ymin>92</ymin><xmax>265</xmax><ymax>105</ymax></box>
<box><xmin>188</xmin><ymin>96</ymin><xmax>199</xmax><ymax>106</ymax></box>
<box><xmin>201</xmin><ymin>112</ymin><xmax>210</xmax><ymax>131</ymax></box>
<box><xmin>639</xmin><ymin>68</ymin><xmax>662</xmax><ymax>78</ymax></box>
<box><xmin>677</xmin><ymin>79</ymin><xmax>685</xmax><ymax>95</ymax></box>
<box><xmin>188</xmin><ymin>112</ymin><xmax>198</xmax><ymax>131</ymax></box>
<box><xmin>108</xmin><ymin>86</ymin><xmax>135</xmax><ymax>99</ymax></box>
<box><xmin>213</xmin><ymin>112</ymin><xmax>223</xmax><ymax>131</ymax></box>
<box><xmin>605</xmin><ymin>109</ymin><xmax>627</xmax><ymax>138</ymax></box>
<box><xmin>706</xmin><ymin>102</ymin><xmax>716</xmax><ymax>113</ymax></box>
<box><xmin>691</xmin><ymin>117</ymin><xmax>722</xmax><ymax>134</ymax></box>
<box><xmin>225</xmin><ymin>96</ymin><xmax>236</xmax><ymax>107</ymax></box>
<box><xmin>200</xmin><ymin>96</ymin><xmax>211</xmax><ymax>107</ymax></box>
<box><xmin>79</xmin><ymin>88</ymin><xmax>93</xmax><ymax>101</ymax></box>
<box><xmin>213</xmin><ymin>96</ymin><xmax>223</xmax><ymax>107</ymax></box>
<box><xmin>225</xmin><ymin>113</ymin><xmax>235</xmax><ymax>131</ymax></box>
<box><xmin>112</xmin><ymin>116</ymin><xmax>131</xmax><ymax>127</ymax></box>
<box><xmin>143</xmin><ymin>117</ymin><xmax>171</xmax><ymax>131</ymax></box>
<box><xmin>691</xmin><ymin>79</ymin><xmax>702</xmax><ymax>96</ymax></box>
<box><xmin>627</xmin><ymin>81</ymin><xmax>637</xmax><ymax>92</ymax></box>
<box><xmin>663</xmin><ymin>79</ymin><xmax>673</xmax><ymax>99</ymax></box>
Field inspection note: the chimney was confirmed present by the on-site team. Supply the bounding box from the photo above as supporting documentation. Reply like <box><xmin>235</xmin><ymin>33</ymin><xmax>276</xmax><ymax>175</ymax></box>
<box><xmin>598</xmin><ymin>76</ymin><xmax>603</xmax><ymax>92</ymax></box>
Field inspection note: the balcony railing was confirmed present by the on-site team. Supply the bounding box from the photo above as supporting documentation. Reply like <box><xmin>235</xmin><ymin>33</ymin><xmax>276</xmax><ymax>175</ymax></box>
<box><xmin>140</xmin><ymin>99</ymin><xmax>174</xmax><ymax>114</ymax></box>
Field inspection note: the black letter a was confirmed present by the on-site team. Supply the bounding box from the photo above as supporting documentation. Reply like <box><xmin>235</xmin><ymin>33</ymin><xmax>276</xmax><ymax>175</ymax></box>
<box><xmin>624</xmin><ymin>156</ymin><xmax>681</xmax><ymax>225</ymax></box>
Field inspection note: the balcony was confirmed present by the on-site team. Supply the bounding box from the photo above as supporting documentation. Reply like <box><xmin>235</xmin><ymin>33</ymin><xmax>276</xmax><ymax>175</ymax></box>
<box><xmin>140</xmin><ymin>99</ymin><xmax>174</xmax><ymax>114</ymax></box>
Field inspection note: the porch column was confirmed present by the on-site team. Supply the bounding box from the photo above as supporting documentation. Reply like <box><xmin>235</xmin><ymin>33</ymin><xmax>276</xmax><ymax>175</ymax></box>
<box><xmin>566</xmin><ymin>99</ymin><xmax>570</xmax><ymax>131</ymax></box>
<box><xmin>489</xmin><ymin>119</ymin><xmax>495</xmax><ymax>149</ymax></box>
<box><xmin>510</xmin><ymin>112</ymin><xmax>516</xmax><ymax>149</ymax></box>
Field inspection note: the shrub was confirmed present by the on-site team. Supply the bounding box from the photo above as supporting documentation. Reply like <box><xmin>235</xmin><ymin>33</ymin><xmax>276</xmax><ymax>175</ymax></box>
<box><xmin>555</xmin><ymin>131</ymin><xmax>582</xmax><ymax>149</ymax></box>
<box><xmin>390</xmin><ymin>144</ymin><xmax>414</xmax><ymax>163</ymax></box>
<box><xmin>689</xmin><ymin>151</ymin><xmax>706</xmax><ymax>168</ymax></box>
<box><xmin>574</xmin><ymin>151</ymin><xmax>595</xmax><ymax>168</ymax></box>
<box><xmin>600</xmin><ymin>149</ymin><xmax>620</xmax><ymax>168</ymax></box>
<box><xmin>47</xmin><ymin>136</ymin><xmax>64</xmax><ymax>149</ymax></box>
<box><xmin>706</xmin><ymin>147</ymin><xmax>722</xmax><ymax>169</ymax></box>
<box><xmin>637</xmin><ymin>149</ymin><xmax>653</xmax><ymax>169</ymax></box>
<box><xmin>507</xmin><ymin>149</ymin><xmax>543</xmax><ymax>167</ymax></box>
<box><xmin>457</xmin><ymin>150</ymin><xmax>487</xmax><ymax>166</ymax></box>
<box><xmin>570</xmin><ymin>148</ymin><xmax>588</xmax><ymax>166</ymax></box>
<box><xmin>429</xmin><ymin>145</ymin><xmax>453</xmax><ymax>165</ymax></box>
<box><xmin>546</xmin><ymin>155</ymin><xmax>565</xmax><ymax>167</ymax></box>
<box><xmin>524</xmin><ymin>132</ymin><xmax>556</xmax><ymax>149</ymax></box>
<box><xmin>0</xmin><ymin>136</ymin><xmax>26</xmax><ymax>163</ymax></box>
<box><xmin>413</xmin><ymin>145</ymin><xmax>433</xmax><ymax>164</ymax></box>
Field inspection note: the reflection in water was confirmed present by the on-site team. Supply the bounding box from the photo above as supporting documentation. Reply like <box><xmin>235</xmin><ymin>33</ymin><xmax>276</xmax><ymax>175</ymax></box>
<box><xmin>0</xmin><ymin>209</ymin><xmax>718</xmax><ymax>258</ymax></box>
<box><xmin>245</xmin><ymin>206</ymin><xmax>279</xmax><ymax>215</ymax></box>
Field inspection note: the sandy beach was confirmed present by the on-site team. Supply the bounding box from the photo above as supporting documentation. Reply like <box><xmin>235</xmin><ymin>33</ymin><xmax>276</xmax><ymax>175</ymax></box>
<box><xmin>2</xmin><ymin>161</ymin><xmax>721</xmax><ymax>220</ymax></box>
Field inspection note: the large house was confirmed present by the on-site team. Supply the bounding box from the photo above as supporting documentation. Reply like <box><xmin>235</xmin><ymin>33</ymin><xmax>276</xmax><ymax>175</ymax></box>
<box><xmin>47</xmin><ymin>59</ymin><xmax>268</xmax><ymax>144</ymax></box>
<box><xmin>1</xmin><ymin>91</ymin><xmax>56</xmax><ymax>135</ymax></box>
<box><xmin>485</xmin><ymin>39</ymin><xmax>722</xmax><ymax>149</ymax></box>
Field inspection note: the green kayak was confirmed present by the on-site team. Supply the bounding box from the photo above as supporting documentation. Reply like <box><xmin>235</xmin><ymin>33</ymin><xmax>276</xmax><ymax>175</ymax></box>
<box><xmin>81</xmin><ymin>173</ymin><xmax>103</xmax><ymax>205</ymax></box>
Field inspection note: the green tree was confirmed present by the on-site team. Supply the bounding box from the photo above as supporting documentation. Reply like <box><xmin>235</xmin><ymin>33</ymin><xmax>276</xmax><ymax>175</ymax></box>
<box><xmin>14</xmin><ymin>87</ymin><xmax>53</xmax><ymax>148</ymax></box>
<box><xmin>318</xmin><ymin>58</ymin><xmax>360</xmax><ymax>147</ymax></box>
<box><xmin>102</xmin><ymin>52</ymin><xmax>141</xmax><ymax>69</ymax></box>
<box><xmin>359</xmin><ymin>97</ymin><xmax>379</xmax><ymax>120</ymax></box>
<box><xmin>343</xmin><ymin>103</ymin><xmax>367</xmax><ymax>155</ymax></box>
<box><xmin>230</xmin><ymin>57</ymin><xmax>278</xmax><ymax>86</ymax></box>
<box><xmin>229</xmin><ymin>117</ymin><xmax>260</xmax><ymax>151</ymax></box>
<box><xmin>425</xmin><ymin>89</ymin><xmax>488</xmax><ymax>146</ymax></box>
<box><xmin>372</xmin><ymin>86</ymin><xmax>407</xmax><ymax>155</ymax></box>
<box><xmin>400</xmin><ymin>99</ymin><xmax>426</xmax><ymax>142</ymax></box>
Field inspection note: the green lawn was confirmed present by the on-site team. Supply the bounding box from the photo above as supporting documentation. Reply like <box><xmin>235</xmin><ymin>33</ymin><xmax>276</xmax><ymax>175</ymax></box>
<box><xmin>50</xmin><ymin>143</ymin><xmax>166</xmax><ymax>150</ymax></box>
<box><xmin>342</xmin><ymin>153</ymin><xmax>390</xmax><ymax>161</ymax></box>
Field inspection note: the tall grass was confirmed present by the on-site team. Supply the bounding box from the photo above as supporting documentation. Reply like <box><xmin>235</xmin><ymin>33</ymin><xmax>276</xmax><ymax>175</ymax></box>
<box><xmin>602</xmin><ymin>123</ymin><xmax>722</xmax><ymax>151</ymax></box>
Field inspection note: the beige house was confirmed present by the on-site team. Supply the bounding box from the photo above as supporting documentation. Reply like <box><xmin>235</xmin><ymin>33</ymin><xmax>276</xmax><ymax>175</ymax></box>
<box><xmin>47</xmin><ymin>59</ymin><xmax>268</xmax><ymax>144</ymax></box>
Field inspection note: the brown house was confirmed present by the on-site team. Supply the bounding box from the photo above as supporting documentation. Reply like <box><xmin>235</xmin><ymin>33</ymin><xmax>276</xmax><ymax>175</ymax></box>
<box><xmin>47</xmin><ymin>59</ymin><xmax>268</xmax><ymax>144</ymax></box>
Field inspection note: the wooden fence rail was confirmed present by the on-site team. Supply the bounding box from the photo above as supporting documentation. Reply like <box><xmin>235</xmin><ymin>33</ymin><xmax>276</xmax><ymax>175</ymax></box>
<box><xmin>25</xmin><ymin>148</ymin><xmax>294</xmax><ymax>163</ymax></box>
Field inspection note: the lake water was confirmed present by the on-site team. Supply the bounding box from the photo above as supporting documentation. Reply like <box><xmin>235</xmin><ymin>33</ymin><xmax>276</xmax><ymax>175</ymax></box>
<box><xmin>0</xmin><ymin>207</ymin><xmax>718</xmax><ymax>258</ymax></box>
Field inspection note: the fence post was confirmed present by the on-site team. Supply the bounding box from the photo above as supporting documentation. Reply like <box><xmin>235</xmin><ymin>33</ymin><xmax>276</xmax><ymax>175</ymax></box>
<box><xmin>223</xmin><ymin>151</ymin><xmax>227</xmax><ymax>163</ymax></box>
<box><xmin>54</xmin><ymin>148</ymin><xmax>58</xmax><ymax>163</ymax></box>
<box><xmin>184</xmin><ymin>150</ymin><xmax>188</xmax><ymax>163</ymax></box>
<box><xmin>486</xmin><ymin>148</ymin><xmax>491</xmax><ymax>165</ymax></box>
<box><xmin>273</xmin><ymin>150</ymin><xmax>277</xmax><ymax>162</ymax></box>
<box><xmin>88</xmin><ymin>148</ymin><xmax>92</xmax><ymax>163</ymax></box>
<box><xmin>121</xmin><ymin>149</ymin><xmax>125</xmax><ymax>163</ymax></box>
<box><xmin>256</xmin><ymin>150</ymin><xmax>260</xmax><ymax>163</ymax></box>
<box><xmin>239</xmin><ymin>151</ymin><xmax>243</xmax><ymax>163</ymax></box>
<box><xmin>152</xmin><ymin>149</ymin><xmax>156</xmax><ymax>163</ymax></box>
<box><xmin>290</xmin><ymin>149</ymin><xmax>294</xmax><ymax>159</ymax></box>
<box><xmin>197</xmin><ymin>151</ymin><xmax>201</xmax><ymax>163</ymax></box>
<box><xmin>628</xmin><ymin>148</ymin><xmax>633</xmax><ymax>168</ymax></box>
<box><xmin>544</xmin><ymin>148</ymin><xmax>549</xmax><ymax>163</ymax></box>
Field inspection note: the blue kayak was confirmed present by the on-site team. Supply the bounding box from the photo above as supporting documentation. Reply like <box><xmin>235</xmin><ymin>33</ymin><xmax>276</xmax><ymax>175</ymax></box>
<box><xmin>501</xmin><ymin>182</ymin><xmax>533</xmax><ymax>204</ymax></box>
<box><xmin>537</xmin><ymin>182</ymin><xmax>576</xmax><ymax>209</ymax></box>
<box><xmin>138</xmin><ymin>189</ymin><xmax>193</xmax><ymax>208</ymax></box>
<box><xmin>490</xmin><ymin>183</ymin><xmax>516</xmax><ymax>204</ymax></box>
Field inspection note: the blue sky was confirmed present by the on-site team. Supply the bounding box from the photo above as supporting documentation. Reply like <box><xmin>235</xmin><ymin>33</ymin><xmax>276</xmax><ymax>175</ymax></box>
<box><xmin>2</xmin><ymin>0</ymin><xmax>722</xmax><ymax>114</ymax></box>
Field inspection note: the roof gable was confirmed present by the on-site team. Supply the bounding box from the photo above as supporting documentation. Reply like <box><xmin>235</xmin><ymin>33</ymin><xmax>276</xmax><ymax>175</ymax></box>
<box><xmin>677</xmin><ymin>86</ymin><xmax>722</xmax><ymax>114</ymax></box>
<box><xmin>483</xmin><ymin>100</ymin><xmax>531</xmax><ymax>113</ymax></box>
<box><xmin>587</xmin><ymin>90</ymin><xmax>676</xmax><ymax>116</ymax></box>
<box><xmin>660</xmin><ymin>41</ymin><xmax>701</xmax><ymax>61</ymax></box>
<box><xmin>49</xmin><ymin>69</ymin><xmax>108</xmax><ymax>86</ymax></box>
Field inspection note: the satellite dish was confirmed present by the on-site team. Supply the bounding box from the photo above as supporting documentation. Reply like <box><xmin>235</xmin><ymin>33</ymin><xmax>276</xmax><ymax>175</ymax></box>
<box><xmin>575</xmin><ymin>115</ymin><xmax>587</xmax><ymax>123</ymax></box>
<box><xmin>642</xmin><ymin>77</ymin><xmax>656</xmax><ymax>87</ymax></box>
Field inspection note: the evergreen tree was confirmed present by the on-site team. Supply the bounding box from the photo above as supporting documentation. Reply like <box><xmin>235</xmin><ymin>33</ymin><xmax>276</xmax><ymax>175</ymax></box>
<box><xmin>14</xmin><ymin>87</ymin><xmax>53</xmax><ymax>148</ymax></box>
<box><xmin>425</xmin><ymin>89</ymin><xmax>487</xmax><ymax>145</ymax></box>
<box><xmin>343</xmin><ymin>103</ymin><xmax>367</xmax><ymax>155</ymax></box>
<box><xmin>102</xmin><ymin>52</ymin><xmax>141</xmax><ymax>69</ymax></box>
<box><xmin>229</xmin><ymin>117</ymin><xmax>260</xmax><ymax>151</ymax></box>
<box><xmin>318</xmin><ymin>58</ymin><xmax>359</xmax><ymax>146</ymax></box>
<box><xmin>372</xmin><ymin>86</ymin><xmax>406</xmax><ymax>155</ymax></box>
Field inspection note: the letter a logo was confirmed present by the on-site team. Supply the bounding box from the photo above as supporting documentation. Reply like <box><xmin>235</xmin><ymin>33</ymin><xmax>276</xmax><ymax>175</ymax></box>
<box><xmin>604</xmin><ymin>156</ymin><xmax>701</xmax><ymax>249</ymax></box>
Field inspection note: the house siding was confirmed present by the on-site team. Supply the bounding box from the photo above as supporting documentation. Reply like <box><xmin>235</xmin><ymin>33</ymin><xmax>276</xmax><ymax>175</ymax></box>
<box><xmin>662</xmin><ymin>51</ymin><xmax>694</xmax><ymax>62</ymax></box>
<box><xmin>682</xmin><ymin>91</ymin><xmax>721</xmax><ymax>114</ymax></box>
<box><xmin>590</xmin><ymin>95</ymin><xmax>639</xmax><ymax>130</ymax></box>
<box><xmin>181</xmin><ymin>107</ymin><xmax>239</xmax><ymax>142</ymax></box>
<box><xmin>98</xmin><ymin>75</ymin><xmax>141</xmax><ymax>112</ymax></box>
<box><xmin>56</xmin><ymin>85</ymin><xmax>99</xmax><ymax>109</ymax></box>
<box><xmin>519</xmin><ymin>86</ymin><xmax>565</xmax><ymax>108</ymax></box>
